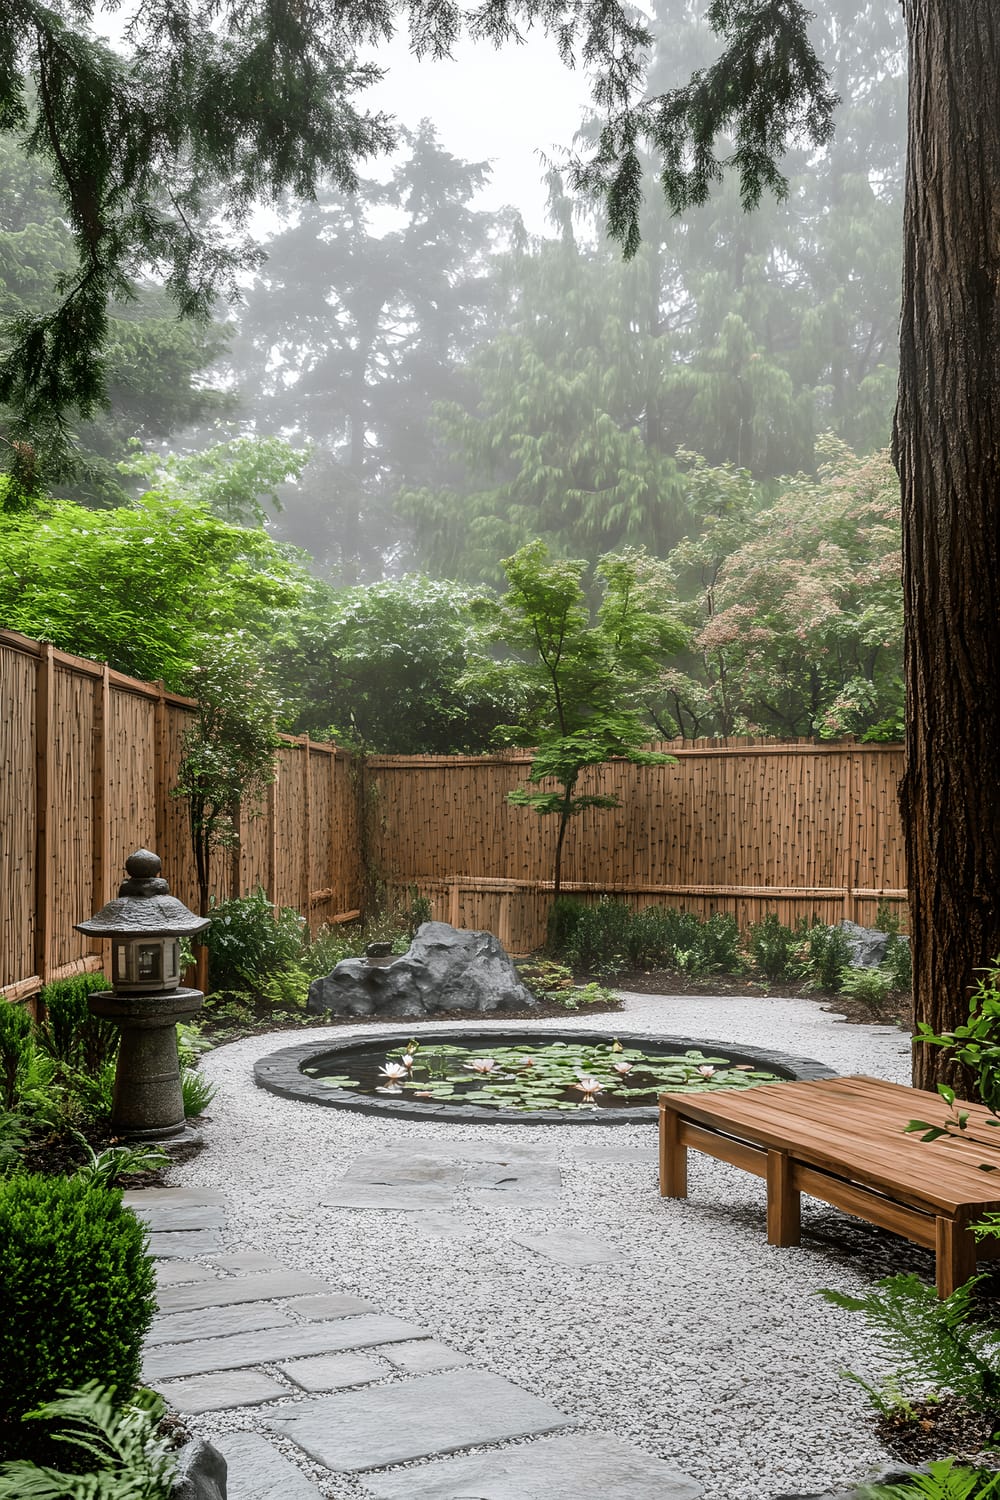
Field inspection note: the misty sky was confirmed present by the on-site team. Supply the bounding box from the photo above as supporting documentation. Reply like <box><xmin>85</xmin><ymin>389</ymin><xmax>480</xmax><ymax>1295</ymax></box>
<box><xmin>364</xmin><ymin>31</ymin><xmax>593</xmax><ymax>233</ymax></box>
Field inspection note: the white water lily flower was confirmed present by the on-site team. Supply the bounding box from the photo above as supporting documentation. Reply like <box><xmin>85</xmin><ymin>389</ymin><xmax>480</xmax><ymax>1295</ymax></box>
<box><xmin>379</xmin><ymin>1062</ymin><xmax>409</xmax><ymax>1083</ymax></box>
<box><xmin>465</xmin><ymin>1058</ymin><xmax>498</xmax><ymax>1074</ymax></box>
<box><xmin>401</xmin><ymin>1054</ymin><xmax>415</xmax><ymax>1068</ymax></box>
<box><xmin>612</xmin><ymin>1060</ymin><xmax>633</xmax><ymax>1075</ymax></box>
<box><xmin>696</xmin><ymin>1064</ymin><xmax>717</xmax><ymax>1078</ymax></box>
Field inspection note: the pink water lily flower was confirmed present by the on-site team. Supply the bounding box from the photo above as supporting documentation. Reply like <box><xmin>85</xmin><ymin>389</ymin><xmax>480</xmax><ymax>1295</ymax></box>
<box><xmin>696</xmin><ymin>1064</ymin><xmax>717</xmax><ymax>1078</ymax></box>
<box><xmin>571</xmin><ymin>1075</ymin><xmax>604</xmax><ymax>1097</ymax></box>
<box><xmin>612</xmin><ymin>1060</ymin><xmax>633</xmax><ymax>1075</ymax></box>
<box><xmin>465</xmin><ymin>1058</ymin><xmax>498</xmax><ymax>1074</ymax></box>
<box><xmin>401</xmin><ymin>1054</ymin><xmax>415</xmax><ymax>1069</ymax></box>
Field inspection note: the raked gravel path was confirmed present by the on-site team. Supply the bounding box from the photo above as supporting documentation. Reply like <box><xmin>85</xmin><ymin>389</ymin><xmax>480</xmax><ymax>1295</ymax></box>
<box><xmin>146</xmin><ymin>992</ymin><xmax>919</xmax><ymax>1500</ymax></box>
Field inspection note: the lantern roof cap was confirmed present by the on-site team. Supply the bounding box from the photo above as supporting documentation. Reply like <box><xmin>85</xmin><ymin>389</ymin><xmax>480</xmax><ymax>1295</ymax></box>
<box><xmin>76</xmin><ymin>850</ymin><xmax>210</xmax><ymax>938</ymax></box>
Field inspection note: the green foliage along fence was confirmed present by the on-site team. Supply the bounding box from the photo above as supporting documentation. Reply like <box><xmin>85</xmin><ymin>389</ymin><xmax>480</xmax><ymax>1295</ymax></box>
<box><xmin>365</xmin><ymin>739</ymin><xmax>906</xmax><ymax>953</ymax></box>
<box><xmin>0</xmin><ymin>629</ymin><xmax>362</xmax><ymax>1010</ymax></box>
<box><xmin>1</xmin><ymin>628</ymin><xmax>907</xmax><ymax>999</ymax></box>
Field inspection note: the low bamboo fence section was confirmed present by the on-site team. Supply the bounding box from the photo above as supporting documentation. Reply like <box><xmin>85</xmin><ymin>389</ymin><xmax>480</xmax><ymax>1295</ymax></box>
<box><xmin>0</xmin><ymin>630</ymin><xmax>362</xmax><ymax>1009</ymax></box>
<box><xmin>366</xmin><ymin>739</ymin><xmax>907</xmax><ymax>954</ymax></box>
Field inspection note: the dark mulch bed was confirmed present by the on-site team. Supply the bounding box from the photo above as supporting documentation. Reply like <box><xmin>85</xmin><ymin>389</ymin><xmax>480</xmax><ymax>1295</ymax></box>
<box><xmin>876</xmin><ymin>1398</ymin><xmax>1000</xmax><ymax>1468</ymax></box>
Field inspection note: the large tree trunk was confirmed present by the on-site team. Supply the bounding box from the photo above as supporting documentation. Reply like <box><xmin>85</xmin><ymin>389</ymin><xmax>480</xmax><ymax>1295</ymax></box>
<box><xmin>896</xmin><ymin>2</ymin><xmax>1000</xmax><ymax>1092</ymax></box>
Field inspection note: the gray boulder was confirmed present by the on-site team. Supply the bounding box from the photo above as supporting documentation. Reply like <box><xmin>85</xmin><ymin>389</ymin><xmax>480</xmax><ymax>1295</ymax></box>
<box><xmin>307</xmin><ymin>921</ymin><xmax>540</xmax><ymax>1019</ymax></box>
<box><xmin>170</xmin><ymin>1438</ymin><xmax>227</xmax><ymax>1500</ymax></box>
<box><xmin>837</xmin><ymin>919</ymin><xmax>901</xmax><ymax>969</ymax></box>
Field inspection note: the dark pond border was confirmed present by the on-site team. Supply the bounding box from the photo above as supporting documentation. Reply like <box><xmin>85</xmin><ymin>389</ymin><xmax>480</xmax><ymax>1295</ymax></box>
<box><xmin>253</xmin><ymin>1027</ymin><xmax>837</xmax><ymax>1126</ymax></box>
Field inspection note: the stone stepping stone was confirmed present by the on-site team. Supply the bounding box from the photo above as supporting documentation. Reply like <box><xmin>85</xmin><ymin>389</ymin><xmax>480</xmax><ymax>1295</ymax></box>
<box><xmin>322</xmin><ymin>1185</ymin><xmax>455</xmax><ymax>1211</ymax></box>
<box><xmin>148</xmin><ymin>1231</ymin><xmax>225</xmax><ymax>1258</ymax></box>
<box><xmin>213</xmin><ymin>1432</ymin><xmax>323</xmax><ymax>1500</ymax></box>
<box><xmin>379</xmin><ymin>1340</ymin><xmax>473</xmax><ymax>1375</ymax></box>
<box><xmin>127</xmin><ymin>1202</ymin><xmax>226</xmax><ymax>1232</ymax></box>
<box><xmin>157</xmin><ymin>1369</ymin><xmax>287</xmax><ymax>1415</ymax></box>
<box><xmin>210</xmin><ymin>1251</ymin><xmax>286</xmax><ymax>1274</ymax></box>
<box><xmin>155</xmin><ymin>1261</ymin><xmax>219</xmax><ymax>1288</ymax></box>
<box><xmin>343</xmin><ymin>1155</ymin><xmax>469</xmax><ymax>1190</ymax></box>
<box><xmin>268</xmin><ymin>1368</ymin><xmax>577</xmax><ymax>1473</ymax></box>
<box><xmin>280</xmin><ymin>1352</ymin><xmax>387</xmax><ymax>1392</ymax></box>
<box><xmin>363</xmin><ymin>1431</ymin><xmax>704</xmax><ymax>1499</ymax></box>
<box><xmin>286</xmin><ymin>1294</ymin><xmax>376</xmax><ymax>1321</ymax></box>
<box><xmin>407</xmin><ymin>1213</ymin><xmax>470</xmax><ymax>1240</ymax></box>
<box><xmin>124</xmin><ymin>1187</ymin><xmax>227</xmax><ymax>1209</ymax></box>
<box><xmin>563</xmin><ymin>1144</ymin><xmax>658</xmax><ymax>1164</ymax></box>
<box><xmin>464</xmin><ymin>1162</ymin><xmax>561</xmax><ymax>1209</ymax></box>
<box><xmin>393</xmin><ymin>1137</ymin><xmax>555</xmax><ymax>1164</ymax></box>
<box><xmin>149</xmin><ymin>1304</ymin><xmax>292</xmax><ymax>1346</ymax></box>
<box><xmin>514</xmin><ymin>1232</ymin><xmax>622</xmax><ymax>1267</ymax></box>
<box><xmin>156</xmin><ymin>1270</ymin><xmax>331</xmax><ymax>1315</ymax></box>
<box><xmin>143</xmin><ymin>1314</ymin><xmax>429</xmax><ymax>1383</ymax></box>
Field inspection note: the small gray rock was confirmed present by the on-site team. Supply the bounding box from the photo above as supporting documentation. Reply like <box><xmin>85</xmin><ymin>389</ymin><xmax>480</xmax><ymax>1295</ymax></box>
<box><xmin>837</xmin><ymin>920</ymin><xmax>895</xmax><ymax>968</ymax></box>
<box><xmin>170</xmin><ymin>1437</ymin><xmax>227</xmax><ymax>1500</ymax></box>
<box><xmin>307</xmin><ymin>921</ymin><xmax>539</xmax><ymax>1018</ymax></box>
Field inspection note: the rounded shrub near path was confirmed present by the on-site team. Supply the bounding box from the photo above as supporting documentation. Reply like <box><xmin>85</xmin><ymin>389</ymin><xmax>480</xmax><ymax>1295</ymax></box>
<box><xmin>0</xmin><ymin>1174</ymin><xmax>156</xmax><ymax>1459</ymax></box>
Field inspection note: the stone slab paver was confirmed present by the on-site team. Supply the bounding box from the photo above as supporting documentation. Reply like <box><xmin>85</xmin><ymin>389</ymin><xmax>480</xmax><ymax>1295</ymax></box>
<box><xmin>391</xmin><ymin>1136</ymin><xmax>555</xmax><ymax>1164</ymax></box>
<box><xmin>280</xmin><ymin>1352</ymin><xmax>387</xmax><ymax>1392</ymax></box>
<box><xmin>156</xmin><ymin>1270</ymin><xmax>331</xmax><ymax>1315</ymax></box>
<box><xmin>514</xmin><ymin>1231</ymin><xmax>622</xmax><ymax>1267</ymax></box>
<box><xmin>407</xmin><ymin>1213</ymin><xmax>470</xmax><ymax>1240</ymax></box>
<box><xmin>322</xmin><ymin>1185</ymin><xmax>454</xmax><ymax>1211</ymax></box>
<box><xmin>286</xmin><ymin>1293</ymin><xmax>376</xmax><ymax>1321</ymax></box>
<box><xmin>128</xmin><ymin>1202</ymin><xmax>227</xmax><ymax>1232</ymax></box>
<box><xmin>157</xmin><ymin>1369</ymin><xmax>287</xmax><ymax>1415</ymax></box>
<box><xmin>362</xmin><ymin>1431</ymin><xmax>704</xmax><ymax>1499</ymax></box>
<box><xmin>213</xmin><ymin>1432</ymin><xmax>323</xmax><ymax>1500</ymax></box>
<box><xmin>124</xmin><ymin>1188</ymin><xmax>227</xmax><ymax>1210</ymax></box>
<box><xmin>379</xmin><ymin>1340</ymin><xmax>473</xmax><ymax>1374</ymax></box>
<box><xmin>563</xmin><ymin>1144</ymin><xmax>658</xmax><ymax>1164</ymax></box>
<box><xmin>149</xmin><ymin>1304</ymin><xmax>292</xmax><ymax>1346</ymax></box>
<box><xmin>209</xmin><ymin>1251</ymin><xmax>286</xmax><ymax>1274</ymax></box>
<box><xmin>464</xmin><ymin>1162</ymin><xmax>561</xmax><ymax>1208</ymax></box>
<box><xmin>343</xmin><ymin>1155</ymin><xmax>469</xmax><ymax>1190</ymax></box>
<box><xmin>148</xmin><ymin>1231</ymin><xmax>225</xmax><ymax>1258</ymax></box>
<box><xmin>143</xmin><ymin>1315</ymin><xmax>430</xmax><ymax>1383</ymax></box>
<box><xmin>155</xmin><ymin>1261</ymin><xmax>219</xmax><ymax>1288</ymax></box>
<box><xmin>268</xmin><ymin>1368</ymin><xmax>577</xmax><ymax>1473</ymax></box>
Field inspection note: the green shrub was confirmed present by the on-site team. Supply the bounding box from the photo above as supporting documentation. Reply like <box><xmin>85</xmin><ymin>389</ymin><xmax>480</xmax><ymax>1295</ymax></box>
<box><xmin>0</xmin><ymin>1382</ymin><xmax>176</xmax><ymax>1499</ymax></box>
<box><xmin>882</xmin><ymin>934</ymin><xmax>913</xmax><ymax>992</ymax></box>
<box><xmin>203</xmin><ymin>888</ymin><xmax>305</xmax><ymax>991</ymax></box>
<box><xmin>839</xmin><ymin>965</ymin><xmax>893</xmax><ymax>1012</ymax></box>
<box><xmin>797</xmin><ymin>923</ymin><xmax>853</xmax><ymax>991</ymax></box>
<box><xmin>0</xmin><ymin>1001</ymin><xmax>33</xmax><ymax>1112</ymax></box>
<box><xmin>545</xmin><ymin>897</ymin><xmax>588</xmax><ymax>958</ymax></box>
<box><xmin>559</xmin><ymin>899</ymin><xmax>635</xmax><ymax>975</ymax></box>
<box><xmin>37</xmin><ymin>975</ymin><xmax>117</xmax><ymax>1075</ymax></box>
<box><xmin>747</xmin><ymin>912</ymin><xmax>798</xmax><ymax>980</ymax></box>
<box><xmin>866</xmin><ymin>1459</ymin><xmax>1000</xmax><ymax>1499</ymax></box>
<box><xmin>691</xmin><ymin>913</ymin><xmax>743</xmax><ymax>974</ymax></box>
<box><xmin>0</xmin><ymin>1174</ymin><xmax>156</xmax><ymax>1460</ymax></box>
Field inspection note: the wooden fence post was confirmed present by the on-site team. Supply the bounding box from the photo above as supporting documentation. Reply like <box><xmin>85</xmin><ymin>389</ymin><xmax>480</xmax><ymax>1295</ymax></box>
<box><xmin>301</xmin><ymin>734</ymin><xmax>312</xmax><ymax>927</ymax></box>
<box><xmin>33</xmin><ymin>644</ymin><xmax>55</xmax><ymax>1013</ymax></box>
<box><xmin>154</xmin><ymin>682</ymin><xmax>168</xmax><ymax>858</ymax></box>
<box><xmin>90</xmin><ymin>664</ymin><xmax>112</xmax><ymax>975</ymax></box>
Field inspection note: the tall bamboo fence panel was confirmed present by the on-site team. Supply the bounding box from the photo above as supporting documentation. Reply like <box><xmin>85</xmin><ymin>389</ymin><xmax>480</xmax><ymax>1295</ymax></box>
<box><xmin>1</xmin><ymin>630</ymin><xmax>362</xmax><ymax>1008</ymax></box>
<box><xmin>366</xmin><ymin>739</ymin><xmax>907</xmax><ymax>952</ymax></box>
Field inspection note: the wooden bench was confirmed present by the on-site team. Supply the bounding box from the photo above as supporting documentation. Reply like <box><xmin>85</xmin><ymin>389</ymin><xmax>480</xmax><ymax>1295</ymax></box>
<box><xmin>658</xmin><ymin>1075</ymin><xmax>1000</xmax><ymax>1296</ymax></box>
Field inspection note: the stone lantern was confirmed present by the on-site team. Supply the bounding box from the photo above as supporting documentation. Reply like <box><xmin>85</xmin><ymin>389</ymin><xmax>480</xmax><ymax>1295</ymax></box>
<box><xmin>76</xmin><ymin>849</ymin><xmax>210</xmax><ymax>1139</ymax></box>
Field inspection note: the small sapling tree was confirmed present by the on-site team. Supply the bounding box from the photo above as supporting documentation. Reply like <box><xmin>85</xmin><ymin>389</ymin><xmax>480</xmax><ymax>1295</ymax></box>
<box><xmin>478</xmin><ymin>542</ymin><xmax>687</xmax><ymax>898</ymax></box>
<box><xmin>173</xmin><ymin>635</ymin><xmax>283</xmax><ymax>920</ymax></box>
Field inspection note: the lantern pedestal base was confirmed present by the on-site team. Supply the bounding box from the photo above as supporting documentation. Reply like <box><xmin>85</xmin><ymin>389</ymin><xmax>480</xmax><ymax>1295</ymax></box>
<box><xmin>88</xmin><ymin>986</ymin><xmax>205</xmax><ymax>1140</ymax></box>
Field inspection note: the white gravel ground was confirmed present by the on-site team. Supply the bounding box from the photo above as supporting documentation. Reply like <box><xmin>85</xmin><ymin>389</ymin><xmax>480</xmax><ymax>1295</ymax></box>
<box><xmin>168</xmin><ymin>993</ymin><xmax>920</xmax><ymax>1500</ymax></box>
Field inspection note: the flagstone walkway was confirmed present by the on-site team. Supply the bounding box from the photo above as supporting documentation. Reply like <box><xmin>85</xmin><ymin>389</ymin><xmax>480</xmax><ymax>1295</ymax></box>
<box><xmin>127</xmin><ymin>1163</ymin><xmax>704</xmax><ymax>1500</ymax></box>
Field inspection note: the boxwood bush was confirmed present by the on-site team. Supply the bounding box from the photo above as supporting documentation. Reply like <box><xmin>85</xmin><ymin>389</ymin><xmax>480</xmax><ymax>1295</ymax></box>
<box><xmin>0</xmin><ymin>1174</ymin><xmax>156</xmax><ymax>1460</ymax></box>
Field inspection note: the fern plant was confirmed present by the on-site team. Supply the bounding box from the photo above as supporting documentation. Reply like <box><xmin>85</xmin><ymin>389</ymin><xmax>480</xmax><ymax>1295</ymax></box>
<box><xmin>819</xmin><ymin>1273</ymin><xmax>1000</xmax><ymax>1419</ymax></box>
<box><xmin>866</xmin><ymin>1458</ymin><xmax>1000</xmax><ymax>1499</ymax></box>
<box><xmin>0</xmin><ymin>1382</ymin><xmax>176</xmax><ymax>1500</ymax></box>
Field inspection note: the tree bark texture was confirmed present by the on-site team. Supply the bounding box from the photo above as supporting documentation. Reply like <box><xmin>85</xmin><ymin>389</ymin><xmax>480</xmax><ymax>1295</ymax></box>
<box><xmin>896</xmin><ymin>1</ymin><xmax>1000</xmax><ymax>1090</ymax></box>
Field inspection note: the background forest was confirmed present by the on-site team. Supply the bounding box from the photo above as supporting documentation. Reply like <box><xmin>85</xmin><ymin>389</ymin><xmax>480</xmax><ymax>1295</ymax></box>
<box><xmin>0</xmin><ymin>0</ymin><xmax>906</xmax><ymax>753</ymax></box>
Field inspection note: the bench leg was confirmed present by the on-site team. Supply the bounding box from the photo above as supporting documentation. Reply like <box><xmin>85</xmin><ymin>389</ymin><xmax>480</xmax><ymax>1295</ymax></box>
<box><xmin>659</xmin><ymin>1105</ymin><xmax>687</xmax><ymax>1197</ymax></box>
<box><xmin>936</xmin><ymin>1215</ymin><xmax>979</xmax><ymax>1299</ymax></box>
<box><xmin>766</xmin><ymin>1150</ymin><xmax>801</xmax><ymax>1246</ymax></box>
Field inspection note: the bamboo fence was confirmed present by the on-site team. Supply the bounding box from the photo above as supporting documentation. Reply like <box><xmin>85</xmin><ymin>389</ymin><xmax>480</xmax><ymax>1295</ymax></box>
<box><xmin>2</xmin><ymin>626</ymin><xmax>908</xmax><ymax>1002</ymax></box>
<box><xmin>0</xmin><ymin>630</ymin><xmax>362</xmax><ymax>1010</ymax></box>
<box><xmin>365</xmin><ymin>738</ymin><xmax>907</xmax><ymax>953</ymax></box>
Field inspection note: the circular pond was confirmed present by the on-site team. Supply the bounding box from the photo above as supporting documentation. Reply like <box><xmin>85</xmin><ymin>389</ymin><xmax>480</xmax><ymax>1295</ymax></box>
<box><xmin>254</xmin><ymin>1028</ymin><xmax>836</xmax><ymax>1125</ymax></box>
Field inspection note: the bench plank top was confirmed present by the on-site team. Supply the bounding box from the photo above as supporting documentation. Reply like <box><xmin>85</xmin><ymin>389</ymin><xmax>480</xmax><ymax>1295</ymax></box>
<box><xmin>658</xmin><ymin>1075</ymin><xmax>1000</xmax><ymax>1218</ymax></box>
